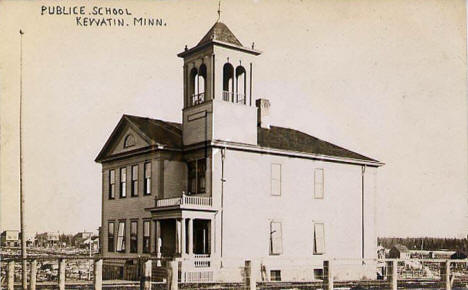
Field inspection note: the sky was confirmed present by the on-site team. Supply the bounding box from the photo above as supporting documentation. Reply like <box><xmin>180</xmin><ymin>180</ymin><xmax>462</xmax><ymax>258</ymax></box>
<box><xmin>0</xmin><ymin>0</ymin><xmax>467</xmax><ymax>237</ymax></box>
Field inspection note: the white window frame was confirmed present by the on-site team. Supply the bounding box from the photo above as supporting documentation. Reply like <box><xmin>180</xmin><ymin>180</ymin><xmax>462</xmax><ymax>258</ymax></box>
<box><xmin>314</xmin><ymin>168</ymin><xmax>324</xmax><ymax>199</ymax></box>
<box><xmin>116</xmin><ymin>221</ymin><xmax>126</xmax><ymax>253</ymax></box>
<box><xmin>131</xmin><ymin>165</ymin><xmax>138</xmax><ymax>197</ymax></box>
<box><xmin>144</xmin><ymin>162</ymin><xmax>151</xmax><ymax>195</ymax></box>
<box><xmin>120</xmin><ymin>167</ymin><xmax>127</xmax><ymax>198</ymax></box>
<box><xmin>269</xmin><ymin>220</ymin><xmax>283</xmax><ymax>255</ymax></box>
<box><xmin>313</xmin><ymin>222</ymin><xmax>325</xmax><ymax>255</ymax></box>
<box><xmin>271</xmin><ymin>163</ymin><xmax>282</xmax><ymax>196</ymax></box>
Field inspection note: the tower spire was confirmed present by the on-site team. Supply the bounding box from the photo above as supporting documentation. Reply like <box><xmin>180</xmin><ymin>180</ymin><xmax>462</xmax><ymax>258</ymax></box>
<box><xmin>217</xmin><ymin>0</ymin><xmax>221</xmax><ymax>22</ymax></box>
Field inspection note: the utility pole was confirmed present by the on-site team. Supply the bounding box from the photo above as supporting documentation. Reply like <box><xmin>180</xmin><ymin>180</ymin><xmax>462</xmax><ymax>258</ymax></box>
<box><xmin>19</xmin><ymin>29</ymin><xmax>28</xmax><ymax>290</ymax></box>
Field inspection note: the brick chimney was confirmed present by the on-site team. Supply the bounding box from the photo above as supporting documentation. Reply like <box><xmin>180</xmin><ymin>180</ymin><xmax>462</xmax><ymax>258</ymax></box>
<box><xmin>256</xmin><ymin>99</ymin><xmax>271</xmax><ymax>129</ymax></box>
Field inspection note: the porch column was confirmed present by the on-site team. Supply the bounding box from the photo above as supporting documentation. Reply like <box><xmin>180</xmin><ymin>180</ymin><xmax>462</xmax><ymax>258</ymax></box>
<box><xmin>176</xmin><ymin>219</ymin><xmax>182</xmax><ymax>255</ymax></box>
<box><xmin>155</xmin><ymin>220</ymin><xmax>161</xmax><ymax>258</ymax></box>
<box><xmin>181</xmin><ymin>218</ymin><xmax>186</xmax><ymax>257</ymax></box>
<box><xmin>210</xmin><ymin>219</ymin><xmax>215</xmax><ymax>255</ymax></box>
<box><xmin>188</xmin><ymin>218</ymin><xmax>194</xmax><ymax>256</ymax></box>
<box><xmin>150</xmin><ymin>220</ymin><xmax>156</xmax><ymax>254</ymax></box>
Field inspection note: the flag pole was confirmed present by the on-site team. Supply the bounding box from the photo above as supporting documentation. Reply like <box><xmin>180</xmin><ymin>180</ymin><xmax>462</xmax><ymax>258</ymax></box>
<box><xmin>19</xmin><ymin>29</ymin><xmax>28</xmax><ymax>290</ymax></box>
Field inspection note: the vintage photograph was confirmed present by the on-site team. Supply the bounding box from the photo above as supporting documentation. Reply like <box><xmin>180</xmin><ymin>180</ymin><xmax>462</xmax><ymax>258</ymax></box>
<box><xmin>0</xmin><ymin>0</ymin><xmax>467</xmax><ymax>289</ymax></box>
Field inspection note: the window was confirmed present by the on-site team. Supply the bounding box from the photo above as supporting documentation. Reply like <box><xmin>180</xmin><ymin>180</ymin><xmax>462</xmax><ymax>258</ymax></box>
<box><xmin>124</xmin><ymin>134</ymin><xmax>135</xmax><ymax>148</ymax></box>
<box><xmin>108</xmin><ymin>221</ymin><xmax>115</xmax><ymax>252</ymax></box>
<box><xmin>314</xmin><ymin>168</ymin><xmax>324</xmax><ymax>199</ymax></box>
<box><xmin>269</xmin><ymin>221</ymin><xmax>283</xmax><ymax>255</ymax></box>
<box><xmin>131</xmin><ymin>165</ymin><xmax>138</xmax><ymax>197</ymax></box>
<box><xmin>188</xmin><ymin>159</ymin><xmax>206</xmax><ymax>194</ymax></box>
<box><xmin>235</xmin><ymin>66</ymin><xmax>246</xmax><ymax>104</ymax></box>
<box><xmin>197</xmin><ymin>159</ymin><xmax>206</xmax><ymax>193</ymax></box>
<box><xmin>271</xmin><ymin>164</ymin><xmax>281</xmax><ymax>196</ymax></box>
<box><xmin>314</xmin><ymin>223</ymin><xmax>325</xmax><ymax>254</ymax></box>
<box><xmin>223</xmin><ymin>63</ymin><xmax>234</xmax><ymax>101</ymax></box>
<box><xmin>144</xmin><ymin>162</ymin><xmax>151</xmax><ymax>195</ymax></box>
<box><xmin>120</xmin><ymin>168</ymin><xmax>127</xmax><ymax>198</ymax></box>
<box><xmin>143</xmin><ymin>220</ymin><xmax>150</xmax><ymax>253</ymax></box>
<box><xmin>116</xmin><ymin>221</ymin><xmax>126</xmax><ymax>253</ymax></box>
<box><xmin>188</xmin><ymin>161</ymin><xmax>197</xmax><ymax>193</ymax></box>
<box><xmin>270</xmin><ymin>270</ymin><xmax>281</xmax><ymax>281</ymax></box>
<box><xmin>109</xmin><ymin>170</ymin><xmax>115</xmax><ymax>199</ymax></box>
<box><xmin>130</xmin><ymin>221</ymin><xmax>138</xmax><ymax>253</ymax></box>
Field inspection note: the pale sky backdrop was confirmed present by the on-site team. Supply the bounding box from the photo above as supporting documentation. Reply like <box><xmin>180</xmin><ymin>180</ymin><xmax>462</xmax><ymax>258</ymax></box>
<box><xmin>0</xmin><ymin>0</ymin><xmax>467</xmax><ymax>237</ymax></box>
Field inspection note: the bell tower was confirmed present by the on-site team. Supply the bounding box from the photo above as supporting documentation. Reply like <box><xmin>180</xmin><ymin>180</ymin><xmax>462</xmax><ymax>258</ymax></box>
<box><xmin>178</xmin><ymin>21</ymin><xmax>261</xmax><ymax>146</ymax></box>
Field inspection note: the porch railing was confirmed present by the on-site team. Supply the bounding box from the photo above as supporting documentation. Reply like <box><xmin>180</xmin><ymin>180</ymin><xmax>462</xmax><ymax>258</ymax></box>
<box><xmin>194</xmin><ymin>255</ymin><xmax>211</xmax><ymax>268</ymax></box>
<box><xmin>156</xmin><ymin>194</ymin><xmax>212</xmax><ymax>208</ymax></box>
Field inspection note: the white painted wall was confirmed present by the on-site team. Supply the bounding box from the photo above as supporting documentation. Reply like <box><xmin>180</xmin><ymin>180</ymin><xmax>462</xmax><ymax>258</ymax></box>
<box><xmin>211</xmin><ymin>148</ymin><xmax>378</xmax><ymax>280</ymax></box>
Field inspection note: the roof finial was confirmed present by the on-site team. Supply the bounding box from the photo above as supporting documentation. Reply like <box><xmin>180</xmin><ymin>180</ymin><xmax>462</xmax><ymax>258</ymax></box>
<box><xmin>217</xmin><ymin>0</ymin><xmax>221</xmax><ymax>22</ymax></box>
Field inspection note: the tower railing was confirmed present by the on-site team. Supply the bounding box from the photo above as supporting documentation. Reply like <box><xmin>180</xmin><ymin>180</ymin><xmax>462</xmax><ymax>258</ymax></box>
<box><xmin>191</xmin><ymin>92</ymin><xmax>205</xmax><ymax>106</ymax></box>
<box><xmin>222</xmin><ymin>90</ymin><xmax>246</xmax><ymax>104</ymax></box>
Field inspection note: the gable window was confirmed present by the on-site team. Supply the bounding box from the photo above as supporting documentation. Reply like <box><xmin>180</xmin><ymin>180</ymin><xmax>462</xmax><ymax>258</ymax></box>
<box><xmin>269</xmin><ymin>221</ymin><xmax>283</xmax><ymax>255</ymax></box>
<box><xmin>109</xmin><ymin>170</ymin><xmax>115</xmax><ymax>199</ymax></box>
<box><xmin>108</xmin><ymin>221</ymin><xmax>115</xmax><ymax>252</ymax></box>
<box><xmin>271</xmin><ymin>164</ymin><xmax>281</xmax><ymax>196</ymax></box>
<box><xmin>131</xmin><ymin>165</ymin><xmax>138</xmax><ymax>197</ymax></box>
<box><xmin>314</xmin><ymin>168</ymin><xmax>324</xmax><ymax>199</ymax></box>
<box><xmin>130</xmin><ymin>221</ymin><xmax>138</xmax><ymax>253</ymax></box>
<box><xmin>120</xmin><ymin>168</ymin><xmax>127</xmax><ymax>198</ymax></box>
<box><xmin>124</xmin><ymin>134</ymin><xmax>135</xmax><ymax>148</ymax></box>
<box><xmin>188</xmin><ymin>159</ymin><xmax>206</xmax><ymax>194</ymax></box>
<box><xmin>116</xmin><ymin>221</ymin><xmax>126</xmax><ymax>253</ymax></box>
<box><xmin>143</xmin><ymin>220</ymin><xmax>150</xmax><ymax>253</ymax></box>
<box><xmin>144</xmin><ymin>162</ymin><xmax>151</xmax><ymax>195</ymax></box>
<box><xmin>314</xmin><ymin>223</ymin><xmax>325</xmax><ymax>255</ymax></box>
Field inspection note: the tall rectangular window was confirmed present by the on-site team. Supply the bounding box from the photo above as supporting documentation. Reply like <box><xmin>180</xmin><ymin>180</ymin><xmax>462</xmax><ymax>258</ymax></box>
<box><xmin>130</xmin><ymin>221</ymin><xmax>138</xmax><ymax>253</ymax></box>
<box><xmin>144</xmin><ymin>162</ymin><xmax>151</xmax><ymax>195</ymax></box>
<box><xmin>116</xmin><ymin>221</ymin><xmax>126</xmax><ymax>253</ymax></box>
<box><xmin>188</xmin><ymin>159</ymin><xmax>207</xmax><ymax>194</ymax></box>
<box><xmin>271</xmin><ymin>164</ymin><xmax>282</xmax><ymax>196</ymax></box>
<box><xmin>108</xmin><ymin>221</ymin><xmax>115</xmax><ymax>252</ymax></box>
<box><xmin>143</xmin><ymin>220</ymin><xmax>150</xmax><ymax>253</ymax></box>
<box><xmin>188</xmin><ymin>161</ymin><xmax>197</xmax><ymax>193</ymax></box>
<box><xmin>269</xmin><ymin>221</ymin><xmax>283</xmax><ymax>255</ymax></box>
<box><xmin>131</xmin><ymin>165</ymin><xmax>138</xmax><ymax>197</ymax></box>
<box><xmin>314</xmin><ymin>168</ymin><xmax>324</xmax><ymax>199</ymax></box>
<box><xmin>197</xmin><ymin>159</ymin><xmax>206</xmax><ymax>193</ymax></box>
<box><xmin>109</xmin><ymin>170</ymin><xmax>115</xmax><ymax>199</ymax></box>
<box><xmin>120</xmin><ymin>168</ymin><xmax>127</xmax><ymax>198</ymax></box>
<box><xmin>314</xmin><ymin>223</ymin><xmax>325</xmax><ymax>255</ymax></box>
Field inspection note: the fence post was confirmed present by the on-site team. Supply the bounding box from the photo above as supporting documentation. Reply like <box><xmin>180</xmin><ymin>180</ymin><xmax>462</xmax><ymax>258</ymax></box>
<box><xmin>323</xmin><ymin>260</ymin><xmax>333</xmax><ymax>290</ymax></box>
<box><xmin>386</xmin><ymin>260</ymin><xmax>397</xmax><ymax>290</ymax></box>
<box><xmin>30</xmin><ymin>259</ymin><xmax>37</xmax><ymax>290</ymax></box>
<box><xmin>58</xmin><ymin>258</ymin><xmax>66</xmax><ymax>290</ymax></box>
<box><xmin>7</xmin><ymin>260</ymin><xmax>14</xmax><ymax>290</ymax></box>
<box><xmin>245</xmin><ymin>260</ymin><xmax>256</xmax><ymax>290</ymax></box>
<box><xmin>94</xmin><ymin>259</ymin><xmax>103</xmax><ymax>290</ymax></box>
<box><xmin>441</xmin><ymin>260</ymin><xmax>451</xmax><ymax>290</ymax></box>
<box><xmin>140</xmin><ymin>259</ymin><xmax>152</xmax><ymax>290</ymax></box>
<box><xmin>168</xmin><ymin>260</ymin><xmax>178</xmax><ymax>290</ymax></box>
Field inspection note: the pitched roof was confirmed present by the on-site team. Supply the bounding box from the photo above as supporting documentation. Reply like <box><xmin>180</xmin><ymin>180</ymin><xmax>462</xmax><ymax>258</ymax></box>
<box><xmin>197</xmin><ymin>22</ymin><xmax>242</xmax><ymax>47</ymax></box>
<box><xmin>96</xmin><ymin>115</ymin><xmax>378</xmax><ymax>164</ymax></box>
<box><xmin>392</xmin><ymin>244</ymin><xmax>410</xmax><ymax>253</ymax></box>
<box><xmin>258</xmin><ymin>126</ymin><xmax>377</xmax><ymax>162</ymax></box>
<box><xmin>124</xmin><ymin>115</ymin><xmax>182</xmax><ymax>148</ymax></box>
<box><xmin>94</xmin><ymin>115</ymin><xmax>182</xmax><ymax>162</ymax></box>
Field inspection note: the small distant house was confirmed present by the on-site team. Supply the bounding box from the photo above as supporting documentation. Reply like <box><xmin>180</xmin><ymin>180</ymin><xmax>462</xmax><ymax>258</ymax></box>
<box><xmin>72</xmin><ymin>232</ymin><xmax>93</xmax><ymax>248</ymax></box>
<box><xmin>1</xmin><ymin>230</ymin><xmax>19</xmax><ymax>247</ymax></box>
<box><xmin>450</xmin><ymin>251</ymin><xmax>467</xmax><ymax>259</ymax></box>
<box><xmin>389</xmin><ymin>244</ymin><xmax>410</xmax><ymax>259</ymax></box>
<box><xmin>35</xmin><ymin>232</ymin><xmax>60</xmax><ymax>248</ymax></box>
